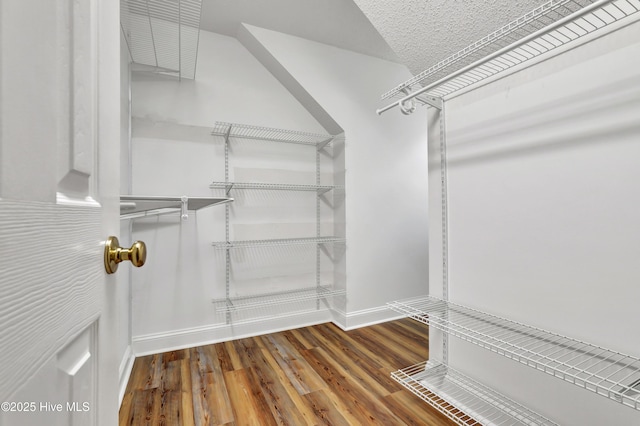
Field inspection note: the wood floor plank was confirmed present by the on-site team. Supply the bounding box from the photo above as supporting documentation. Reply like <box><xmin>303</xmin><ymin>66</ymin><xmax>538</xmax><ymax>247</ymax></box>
<box><xmin>280</xmin><ymin>329</ymin><xmax>313</xmax><ymax>353</ymax></box>
<box><xmin>306</xmin><ymin>324</ymin><xmax>396</xmax><ymax>397</ymax></box>
<box><xmin>225</xmin><ymin>368</ymin><xmax>276</xmax><ymax>426</ymax></box>
<box><xmin>302</xmin><ymin>389</ymin><xmax>351</xmax><ymax>426</ymax></box>
<box><xmin>118</xmin><ymin>391</ymin><xmax>134</xmax><ymax>426</ymax></box>
<box><xmin>303</xmin><ymin>346</ymin><xmax>405</xmax><ymax>425</ymax></box>
<box><xmin>260</xmin><ymin>333</ymin><xmax>326</xmax><ymax>395</ymax></box>
<box><xmin>222</xmin><ymin>340</ymin><xmax>244</xmax><ymax>371</ymax></box>
<box><xmin>121</xmin><ymin>319</ymin><xmax>456</xmax><ymax>426</ymax></box>
<box><xmin>215</xmin><ymin>342</ymin><xmax>235</xmax><ymax>373</ymax></box>
<box><xmin>286</xmin><ymin>327</ymin><xmax>317</xmax><ymax>351</ymax></box>
<box><xmin>383</xmin><ymin>389</ymin><xmax>455</xmax><ymax>426</ymax></box>
<box><xmin>180</xmin><ymin>358</ymin><xmax>195</xmax><ymax>426</ymax></box>
<box><xmin>373</xmin><ymin>321</ymin><xmax>430</xmax><ymax>359</ymax></box>
<box><xmin>346</xmin><ymin>325</ymin><xmax>425</xmax><ymax>369</ymax></box>
<box><xmin>238</xmin><ymin>337</ymin><xmax>309</xmax><ymax>425</ymax></box>
<box><xmin>127</xmin><ymin>388</ymin><xmax>161</xmax><ymax>426</ymax></box>
<box><xmin>190</xmin><ymin>346</ymin><xmax>234</xmax><ymax>425</ymax></box>
<box><xmin>259</xmin><ymin>345</ymin><xmax>321</xmax><ymax>425</ymax></box>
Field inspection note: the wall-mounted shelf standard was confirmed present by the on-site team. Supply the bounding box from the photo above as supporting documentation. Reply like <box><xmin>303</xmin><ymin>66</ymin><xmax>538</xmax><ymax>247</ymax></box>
<box><xmin>392</xmin><ymin>360</ymin><xmax>557</xmax><ymax>425</ymax></box>
<box><xmin>388</xmin><ymin>296</ymin><xmax>640</xmax><ymax>410</ymax></box>
<box><xmin>377</xmin><ymin>0</ymin><xmax>640</xmax><ymax>114</ymax></box>
<box><xmin>211</xmin><ymin>286</ymin><xmax>346</xmax><ymax>315</ymax></box>
<box><xmin>120</xmin><ymin>195</ymin><xmax>232</xmax><ymax>220</ymax></box>
<box><xmin>209</xmin><ymin>181</ymin><xmax>343</xmax><ymax>195</ymax></box>
<box><xmin>210</xmin><ymin>121</ymin><xmax>344</xmax><ymax>325</ymax></box>
<box><xmin>212</xmin><ymin>237</ymin><xmax>345</xmax><ymax>249</ymax></box>
<box><xmin>120</xmin><ymin>0</ymin><xmax>203</xmax><ymax>80</ymax></box>
<box><xmin>211</xmin><ymin>122</ymin><xmax>334</xmax><ymax>147</ymax></box>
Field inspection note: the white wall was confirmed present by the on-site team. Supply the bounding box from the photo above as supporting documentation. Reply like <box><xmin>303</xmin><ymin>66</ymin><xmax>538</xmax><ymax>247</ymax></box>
<box><xmin>132</xmin><ymin>31</ymin><xmax>326</xmax><ymax>131</ymax></box>
<box><xmin>129</xmin><ymin>30</ymin><xmax>341</xmax><ymax>354</ymax></box>
<box><xmin>437</xmin><ymin>19</ymin><xmax>640</xmax><ymax>424</ymax></box>
<box><xmin>240</xmin><ymin>25</ymin><xmax>430</xmax><ymax>328</ymax></box>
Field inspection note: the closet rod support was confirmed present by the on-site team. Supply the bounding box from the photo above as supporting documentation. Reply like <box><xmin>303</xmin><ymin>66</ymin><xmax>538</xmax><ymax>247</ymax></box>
<box><xmin>416</xmin><ymin>95</ymin><xmax>443</xmax><ymax>110</ymax></box>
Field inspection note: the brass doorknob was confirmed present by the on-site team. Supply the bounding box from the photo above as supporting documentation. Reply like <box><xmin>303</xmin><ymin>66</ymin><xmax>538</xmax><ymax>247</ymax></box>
<box><xmin>104</xmin><ymin>236</ymin><xmax>147</xmax><ymax>274</ymax></box>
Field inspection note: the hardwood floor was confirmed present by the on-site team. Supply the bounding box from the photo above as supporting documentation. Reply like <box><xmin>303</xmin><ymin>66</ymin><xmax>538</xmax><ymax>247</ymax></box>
<box><xmin>119</xmin><ymin>319</ymin><xmax>455</xmax><ymax>425</ymax></box>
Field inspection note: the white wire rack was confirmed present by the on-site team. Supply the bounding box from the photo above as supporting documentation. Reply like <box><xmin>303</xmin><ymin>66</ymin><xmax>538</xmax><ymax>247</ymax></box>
<box><xmin>393</xmin><ymin>361</ymin><xmax>558</xmax><ymax>425</ymax></box>
<box><xmin>211</xmin><ymin>122</ymin><xmax>335</xmax><ymax>147</ymax></box>
<box><xmin>120</xmin><ymin>195</ymin><xmax>232</xmax><ymax>220</ymax></box>
<box><xmin>209</xmin><ymin>181</ymin><xmax>343</xmax><ymax>194</ymax></box>
<box><xmin>212</xmin><ymin>237</ymin><xmax>345</xmax><ymax>249</ymax></box>
<box><xmin>388</xmin><ymin>296</ymin><xmax>640</xmax><ymax>410</ymax></box>
<box><xmin>211</xmin><ymin>286</ymin><xmax>345</xmax><ymax>314</ymax></box>
<box><xmin>378</xmin><ymin>0</ymin><xmax>640</xmax><ymax>114</ymax></box>
<box><xmin>120</xmin><ymin>0</ymin><xmax>203</xmax><ymax>79</ymax></box>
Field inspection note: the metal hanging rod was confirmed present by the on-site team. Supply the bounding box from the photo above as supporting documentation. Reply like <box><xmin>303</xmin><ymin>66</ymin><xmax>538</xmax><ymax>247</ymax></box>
<box><xmin>377</xmin><ymin>0</ymin><xmax>639</xmax><ymax>115</ymax></box>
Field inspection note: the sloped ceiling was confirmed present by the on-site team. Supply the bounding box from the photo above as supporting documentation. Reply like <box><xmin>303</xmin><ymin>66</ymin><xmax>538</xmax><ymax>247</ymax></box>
<box><xmin>199</xmin><ymin>0</ymin><xmax>400</xmax><ymax>63</ymax></box>
<box><xmin>352</xmin><ymin>0</ymin><xmax>547</xmax><ymax>75</ymax></box>
<box><xmin>200</xmin><ymin>0</ymin><xmax>550</xmax><ymax>81</ymax></box>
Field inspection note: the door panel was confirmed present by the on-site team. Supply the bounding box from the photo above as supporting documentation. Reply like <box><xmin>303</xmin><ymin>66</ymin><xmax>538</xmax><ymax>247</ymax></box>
<box><xmin>0</xmin><ymin>0</ymin><xmax>120</xmax><ymax>425</ymax></box>
<box><xmin>1</xmin><ymin>322</ymin><xmax>97</xmax><ymax>426</ymax></box>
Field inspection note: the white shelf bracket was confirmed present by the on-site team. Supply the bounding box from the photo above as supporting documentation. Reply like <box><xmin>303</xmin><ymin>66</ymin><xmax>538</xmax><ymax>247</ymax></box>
<box><xmin>416</xmin><ymin>95</ymin><xmax>443</xmax><ymax>110</ymax></box>
<box><xmin>223</xmin><ymin>123</ymin><xmax>232</xmax><ymax>144</ymax></box>
<box><xmin>180</xmin><ymin>196</ymin><xmax>189</xmax><ymax>220</ymax></box>
<box><xmin>317</xmin><ymin>137</ymin><xmax>334</xmax><ymax>151</ymax></box>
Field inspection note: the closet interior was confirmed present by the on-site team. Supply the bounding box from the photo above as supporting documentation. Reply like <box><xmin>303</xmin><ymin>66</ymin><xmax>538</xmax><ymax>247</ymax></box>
<box><xmin>118</xmin><ymin>0</ymin><xmax>640</xmax><ymax>424</ymax></box>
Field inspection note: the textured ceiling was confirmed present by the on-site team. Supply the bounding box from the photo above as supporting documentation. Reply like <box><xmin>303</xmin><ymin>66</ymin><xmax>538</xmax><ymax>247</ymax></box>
<box><xmin>199</xmin><ymin>0</ymin><xmax>400</xmax><ymax>63</ymax></box>
<box><xmin>352</xmin><ymin>0</ymin><xmax>547</xmax><ymax>76</ymax></box>
<box><xmin>200</xmin><ymin>0</ymin><xmax>552</xmax><ymax>80</ymax></box>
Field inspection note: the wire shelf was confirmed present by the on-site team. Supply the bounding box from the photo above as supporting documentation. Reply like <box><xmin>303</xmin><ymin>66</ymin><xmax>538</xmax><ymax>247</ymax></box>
<box><xmin>211</xmin><ymin>122</ymin><xmax>335</xmax><ymax>147</ymax></box>
<box><xmin>121</xmin><ymin>0</ymin><xmax>203</xmax><ymax>79</ymax></box>
<box><xmin>380</xmin><ymin>0</ymin><xmax>640</xmax><ymax>106</ymax></box>
<box><xmin>212</xmin><ymin>286</ymin><xmax>345</xmax><ymax>314</ymax></box>
<box><xmin>393</xmin><ymin>360</ymin><xmax>558</xmax><ymax>425</ymax></box>
<box><xmin>212</xmin><ymin>237</ymin><xmax>346</xmax><ymax>249</ymax></box>
<box><xmin>209</xmin><ymin>181</ymin><xmax>343</xmax><ymax>194</ymax></box>
<box><xmin>388</xmin><ymin>296</ymin><xmax>640</xmax><ymax>410</ymax></box>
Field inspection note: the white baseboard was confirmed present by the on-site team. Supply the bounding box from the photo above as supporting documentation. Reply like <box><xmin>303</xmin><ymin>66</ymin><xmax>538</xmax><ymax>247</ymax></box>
<box><xmin>132</xmin><ymin>310</ymin><xmax>332</xmax><ymax>356</ymax></box>
<box><xmin>118</xmin><ymin>345</ymin><xmax>135</xmax><ymax>405</ymax></box>
<box><xmin>131</xmin><ymin>305</ymin><xmax>404</xmax><ymax>356</ymax></box>
<box><xmin>336</xmin><ymin>304</ymin><xmax>406</xmax><ymax>331</ymax></box>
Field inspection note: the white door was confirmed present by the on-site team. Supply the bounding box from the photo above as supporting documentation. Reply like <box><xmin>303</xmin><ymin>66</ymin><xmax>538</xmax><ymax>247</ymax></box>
<box><xmin>0</xmin><ymin>1</ymin><xmax>121</xmax><ymax>426</ymax></box>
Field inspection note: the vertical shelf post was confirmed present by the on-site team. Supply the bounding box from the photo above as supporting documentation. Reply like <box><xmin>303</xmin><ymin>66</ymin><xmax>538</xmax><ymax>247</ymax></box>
<box><xmin>439</xmin><ymin>104</ymin><xmax>449</xmax><ymax>364</ymax></box>
<box><xmin>224</xmin><ymin>124</ymin><xmax>232</xmax><ymax>324</ymax></box>
<box><xmin>316</xmin><ymin>142</ymin><xmax>321</xmax><ymax>309</ymax></box>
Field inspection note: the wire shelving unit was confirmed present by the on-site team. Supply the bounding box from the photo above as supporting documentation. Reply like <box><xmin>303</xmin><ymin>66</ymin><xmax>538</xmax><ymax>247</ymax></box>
<box><xmin>209</xmin><ymin>181</ymin><xmax>342</xmax><ymax>195</ymax></box>
<box><xmin>120</xmin><ymin>195</ymin><xmax>232</xmax><ymax>220</ymax></box>
<box><xmin>211</xmin><ymin>121</ymin><xmax>344</xmax><ymax>324</ymax></box>
<box><xmin>392</xmin><ymin>360</ymin><xmax>558</xmax><ymax>425</ymax></box>
<box><xmin>378</xmin><ymin>0</ymin><xmax>640</xmax><ymax>422</ymax></box>
<box><xmin>388</xmin><ymin>296</ymin><xmax>640</xmax><ymax>410</ymax></box>
<box><xmin>212</xmin><ymin>237</ymin><xmax>345</xmax><ymax>249</ymax></box>
<box><xmin>212</xmin><ymin>286</ymin><xmax>345</xmax><ymax>314</ymax></box>
<box><xmin>377</xmin><ymin>0</ymin><xmax>640</xmax><ymax>115</ymax></box>
<box><xmin>120</xmin><ymin>0</ymin><xmax>203</xmax><ymax>79</ymax></box>
<box><xmin>211</xmin><ymin>122</ymin><xmax>334</xmax><ymax>147</ymax></box>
